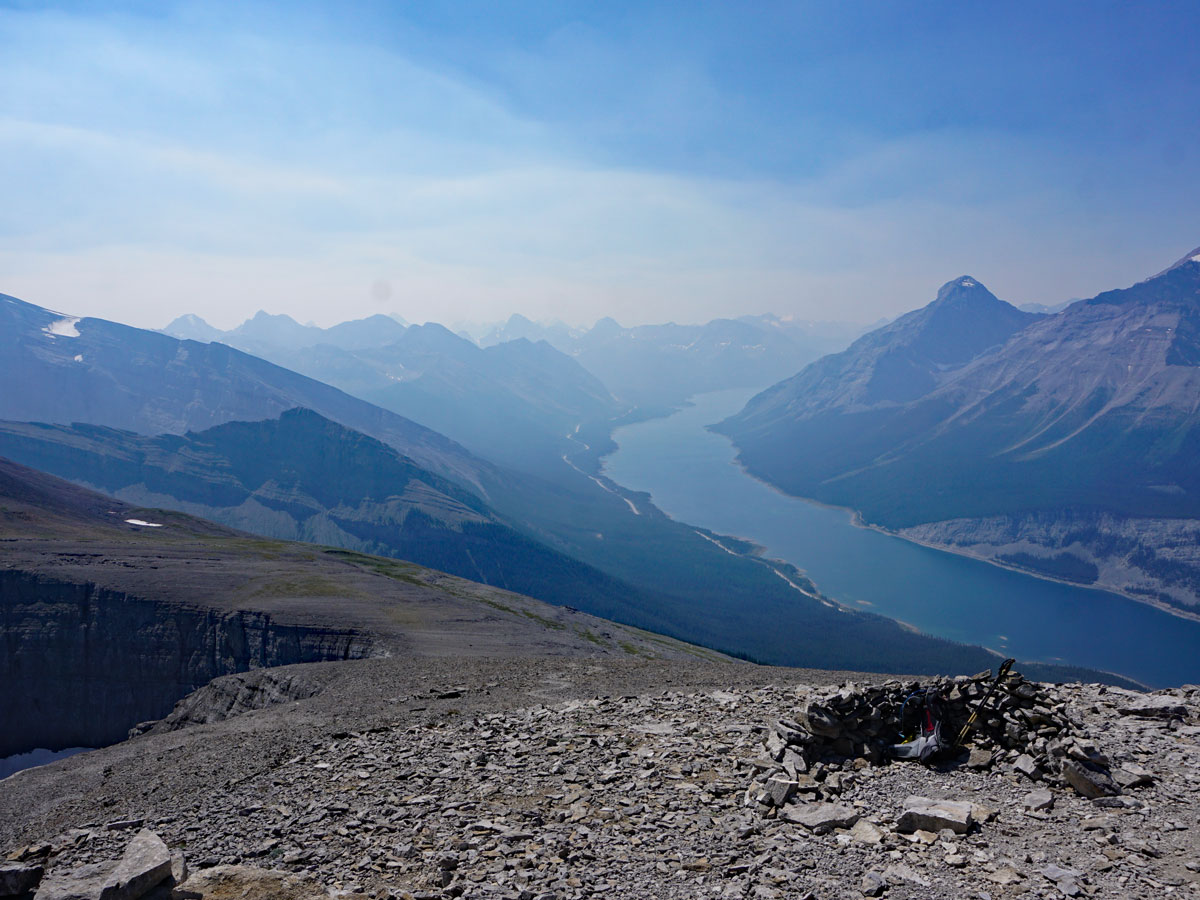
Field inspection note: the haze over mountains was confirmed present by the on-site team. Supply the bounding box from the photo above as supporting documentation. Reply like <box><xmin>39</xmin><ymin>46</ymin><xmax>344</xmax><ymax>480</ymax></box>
<box><xmin>168</xmin><ymin>313</ymin><xmax>620</xmax><ymax>476</ymax></box>
<box><xmin>2</xmin><ymin>290</ymin><xmax>1026</xmax><ymax>675</ymax></box>
<box><xmin>718</xmin><ymin>248</ymin><xmax>1200</xmax><ymax>613</ymax></box>
<box><xmin>167</xmin><ymin>309</ymin><xmax>862</xmax><ymax>420</ymax></box>
<box><xmin>480</xmin><ymin>312</ymin><xmax>863</xmax><ymax>409</ymax></box>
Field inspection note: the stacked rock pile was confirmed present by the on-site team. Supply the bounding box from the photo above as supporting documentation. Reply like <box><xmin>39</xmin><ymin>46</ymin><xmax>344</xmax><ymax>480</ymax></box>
<box><xmin>748</xmin><ymin>669</ymin><xmax>1129</xmax><ymax>812</ymax></box>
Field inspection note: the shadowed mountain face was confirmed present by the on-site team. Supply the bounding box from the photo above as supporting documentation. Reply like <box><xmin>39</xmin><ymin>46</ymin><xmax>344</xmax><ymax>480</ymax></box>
<box><xmin>722</xmin><ymin>277</ymin><xmax>1038</xmax><ymax>424</ymax></box>
<box><xmin>0</xmin><ymin>409</ymin><xmax>653</xmax><ymax>618</ymax></box>
<box><xmin>720</xmin><ymin>256</ymin><xmax>1200</xmax><ymax>526</ymax></box>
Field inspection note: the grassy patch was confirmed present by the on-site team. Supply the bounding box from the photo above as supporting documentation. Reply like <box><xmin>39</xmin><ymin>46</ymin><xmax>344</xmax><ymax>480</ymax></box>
<box><xmin>575</xmin><ymin>627</ymin><xmax>605</xmax><ymax>646</ymax></box>
<box><xmin>521</xmin><ymin>608</ymin><xmax>564</xmax><ymax>630</ymax></box>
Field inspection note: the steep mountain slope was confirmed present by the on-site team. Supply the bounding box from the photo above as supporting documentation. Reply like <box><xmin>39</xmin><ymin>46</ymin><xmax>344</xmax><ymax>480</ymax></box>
<box><xmin>305</xmin><ymin>325</ymin><xmax>620</xmax><ymax>474</ymax></box>
<box><xmin>0</xmin><ymin>410</ymin><xmax>657</xmax><ymax>621</ymax></box>
<box><xmin>164</xmin><ymin>314</ymin><xmax>621</xmax><ymax>475</ymax></box>
<box><xmin>0</xmin><ymin>455</ymin><xmax>714</xmax><ymax>757</ymax></box>
<box><xmin>719</xmin><ymin>251</ymin><xmax>1200</xmax><ymax>610</ymax></box>
<box><xmin>0</xmin><ymin>293</ymin><xmax>487</xmax><ymax>491</ymax></box>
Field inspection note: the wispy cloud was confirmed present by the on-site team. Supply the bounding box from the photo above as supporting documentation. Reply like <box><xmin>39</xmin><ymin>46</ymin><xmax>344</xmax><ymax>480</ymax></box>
<box><xmin>2</xmin><ymin>2</ymin><xmax>1198</xmax><ymax>329</ymax></box>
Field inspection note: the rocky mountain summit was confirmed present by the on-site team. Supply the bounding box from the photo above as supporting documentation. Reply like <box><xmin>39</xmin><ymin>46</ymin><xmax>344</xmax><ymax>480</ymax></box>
<box><xmin>3</xmin><ymin>658</ymin><xmax>1196</xmax><ymax>900</ymax></box>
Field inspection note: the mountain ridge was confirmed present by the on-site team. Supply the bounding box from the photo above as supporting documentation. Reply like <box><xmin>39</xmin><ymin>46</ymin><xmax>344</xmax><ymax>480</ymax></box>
<box><xmin>717</xmin><ymin>248</ymin><xmax>1200</xmax><ymax>611</ymax></box>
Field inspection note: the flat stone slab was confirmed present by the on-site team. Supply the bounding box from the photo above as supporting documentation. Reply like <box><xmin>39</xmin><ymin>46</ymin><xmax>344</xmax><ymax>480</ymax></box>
<box><xmin>1023</xmin><ymin>789</ymin><xmax>1055</xmax><ymax>812</ymax></box>
<box><xmin>1117</xmin><ymin>696</ymin><xmax>1189</xmax><ymax>719</ymax></box>
<box><xmin>176</xmin><ymin>865</ymin><xmax>330</xmax><ymax>900</ymax></box>
<box><xmin>780</xmin><ymin>801</ymin><xmax>860</xmax><ymax>833</ymax></box>
<box><xmin>33</xmin><ymin>863</ymin><xmax>108</xmax><ymax>900</ymax></box>
<box><xmin>895</xmin><ymin>796</ymin><xmax>974</xmax><ymax>834</ymax></box>
<box><xmin>1061</xmin><ymin>760</ymin><xmax>1119</xmax><ymax>799</ymax></box>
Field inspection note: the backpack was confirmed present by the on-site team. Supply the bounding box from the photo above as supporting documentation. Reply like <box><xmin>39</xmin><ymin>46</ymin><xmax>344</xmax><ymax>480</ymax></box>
<box><xmin>891</xmin><ymin>688</ymin><xmax>946</xmax><ymax>762</ymax></box>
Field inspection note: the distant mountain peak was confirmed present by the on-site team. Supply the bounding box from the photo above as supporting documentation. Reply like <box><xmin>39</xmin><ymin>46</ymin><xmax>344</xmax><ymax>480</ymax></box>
<box><xmin>161</xmin><ymin>313</ymin><xmax>223</xmax><ymax>342</ymax></box>
<box><xmin>166</xmin><ymin>313</ymin><xmax>210</xmax><ymax>328</ymax></box>
<box><xmin>934</xmin><ymin>275</ymin><xmax>991</xmax><ymax>301</ymax></box>
<box><xmin>1158</xmin><ymin>245</ymin><xmax>1200</xmax><ymax>276</ymax></box>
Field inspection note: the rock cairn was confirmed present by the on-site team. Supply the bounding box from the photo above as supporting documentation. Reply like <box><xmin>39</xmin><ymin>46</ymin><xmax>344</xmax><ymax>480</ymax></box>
<box><xmin>745</xmin><ymin>669</ymin><xmax>1132</xmax><ymax>811</ymax></box>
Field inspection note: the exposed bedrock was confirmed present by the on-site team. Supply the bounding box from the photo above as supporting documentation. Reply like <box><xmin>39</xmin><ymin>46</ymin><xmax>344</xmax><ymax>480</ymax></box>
<box><xmin>0</xmin><ymin>571</ymin><xmax>374</xmax><ymax>757</ymax></box>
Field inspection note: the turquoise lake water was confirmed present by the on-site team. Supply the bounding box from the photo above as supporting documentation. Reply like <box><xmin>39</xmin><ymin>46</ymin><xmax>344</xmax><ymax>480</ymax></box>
<box><xmin>602</xmin><ymin>387</ymin><xmax>1200</xmax><ymax>687</ymax></box>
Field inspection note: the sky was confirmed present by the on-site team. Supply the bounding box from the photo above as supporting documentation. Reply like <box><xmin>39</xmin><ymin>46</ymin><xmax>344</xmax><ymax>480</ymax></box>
<box><xmin>2</xmin><ymin>1</ymin><xmax>1199</xmax><ymax>330</ymax></box>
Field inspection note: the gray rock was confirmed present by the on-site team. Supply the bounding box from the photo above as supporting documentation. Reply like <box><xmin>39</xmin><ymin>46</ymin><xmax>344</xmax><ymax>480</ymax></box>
<box><xmin>895</xmin><ymin>797</ymin><xmax>974</xmax><ymax>835</ymax></box>
<box><xmin>860</xmin><ymin>871</ymin><xmax>887</xmax><ymax>896</ymax></box>
<box><xmin>1061</xmin><ymin>760</ymin><xmax>1119</xmax><ymax>799</ymax></box>
<box><xmin>1117</xmin><ymin>695</ymin><xmax>1188</xmax><ymax>719</ymax></box>
<box><xmin>0</xmin><ymin>864</ymin><xmax>43</xmax><ymax>898</ymax></box>
<box><xmin>176</xmin><ymin>865</ymin><xmax>329</xmax><ymax>900</ymax></box>
<box><xmin>100</xmin><ymin>829</ymin><xmax>172</xmax><ymax>900</ymax></box>
<box><xmin>801</xmin><ymin>705</ymin><xmax>841</xmax><ymax>738</ymax></box>
<box><xmin>1023</xmin><ymin>790</ymin><xmax>1054</xmax><ymax>812</ymax></box>
<box><xmin>780</xmin><ymin>802</ymin><xmax>860</xmax><ymax>833</ymax></box>
<box><xmin>762</xmin><ymin>777</ymin><xmax>795</xmax><ymax>807</ymax></box>
<box><xmin>33</xmin><ymin>864</ymin><xmax>108</xmax><ymax>900</ymax></box>
<box><xmin>1013</xmin><ymin>753</ymin><xmax>1041</xmax><ymax>779</ymax></box>
<box><xmin>965</xmin><ymin>748</ymin><xmax>993</xmax><ymax>769</ymax></box>
<box><xmin>1113</xmin><ymin>765</ymin><xmax>1154</xmax><ymax>789</ymax></box>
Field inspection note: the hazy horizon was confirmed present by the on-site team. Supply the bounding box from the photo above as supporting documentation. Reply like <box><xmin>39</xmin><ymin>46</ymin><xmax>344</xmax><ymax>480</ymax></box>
<box><xmin>3</xmin><ymin>2</ymin><xmax>1198</xmax><ymax>330</ymax></box>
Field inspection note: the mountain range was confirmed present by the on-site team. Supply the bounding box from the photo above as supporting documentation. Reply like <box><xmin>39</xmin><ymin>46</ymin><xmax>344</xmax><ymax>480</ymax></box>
<box><xmin>0</xmin><ymin>409</ymin><xmax>655</xmax><ymax>621</ymax></box>
<box><xmin>1</xmin><ymin>290</ymin><xmax>1058</xmax><ymax>675</ymax></box>
<box><xmin>480</xmin><ymin>312</ymin><xmax>862</xmax><ymax>409</ymax></box>
<box><xmin>164</xmin><ymin>312</ymin><xmax>619</xmax><ymax>475</ymax></box>
<box><xmin>717</xmin><ymin>248</ymin><xmax>1200</xmax><ymax>612</ymax></box>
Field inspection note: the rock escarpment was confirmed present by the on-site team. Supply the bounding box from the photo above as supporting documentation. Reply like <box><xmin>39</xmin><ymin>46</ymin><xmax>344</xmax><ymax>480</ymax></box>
<box><xmin>0</xmin><ymin>571</ymin><xmax>373</xmax><ymax>757</ymax></box>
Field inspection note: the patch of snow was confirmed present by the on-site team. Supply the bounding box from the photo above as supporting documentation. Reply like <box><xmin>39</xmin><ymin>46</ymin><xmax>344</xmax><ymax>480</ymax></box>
<box><xmin>124</xmin><ymin>519</ymin><xmax>164</xmax><ymax>528</ymax></box>
<box><xmin>960</xmin><ymin>278</ymin><xmax>977</xmax><ymax>287</ymax></box>
<box><xmin>1191</xmin><ymin>253</ymin><xmax>1200</xmax><ymax>263</ymax></box>
<box><xmin>44</xmin><ymin>316</ymin><xmax>81</xmax><ymax>338</ymax></box>
<box><xmin>73</xmin><ymin>354</ymin><xmax>83</xmax><ymax>363</ymax></box>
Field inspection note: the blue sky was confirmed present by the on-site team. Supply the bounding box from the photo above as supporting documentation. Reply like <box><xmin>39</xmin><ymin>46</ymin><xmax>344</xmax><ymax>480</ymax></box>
<box><xmin>2</xmin><ymin>1</ymin><xmax>1198</xmax><ymax>328</ymax></box>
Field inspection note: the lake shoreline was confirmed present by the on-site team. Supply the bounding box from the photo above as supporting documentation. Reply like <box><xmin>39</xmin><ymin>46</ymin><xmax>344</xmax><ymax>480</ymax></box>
<box><xmin>599</xmin><ymin>387</ymin><xmax>1198</xmax><ymax>687</ymax></box>
<box><xmin>718</xmin><ymin>439</ymin><xmax>1200</xmax><ymax>629</ymax></box>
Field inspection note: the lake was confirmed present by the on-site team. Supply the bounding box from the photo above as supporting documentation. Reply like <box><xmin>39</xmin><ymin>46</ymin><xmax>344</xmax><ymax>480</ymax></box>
<box><xmin>603</xmin><ymin>388</ymin><xmax>1200</xmax><ymax>688</ymax></box>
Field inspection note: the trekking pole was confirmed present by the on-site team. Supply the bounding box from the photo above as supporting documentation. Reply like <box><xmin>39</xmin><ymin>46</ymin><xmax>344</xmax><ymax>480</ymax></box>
<box><xmin>955</xmin><ymin>658</ymin><xmax>1015</xmax><ymax>747</ymax></box>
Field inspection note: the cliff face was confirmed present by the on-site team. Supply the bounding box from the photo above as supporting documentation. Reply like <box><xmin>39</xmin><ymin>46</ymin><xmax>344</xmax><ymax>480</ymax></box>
<box><xmin>0</xmin><ymin>571</ymin><xmax>374</xmax><ymax>757</ymax></box>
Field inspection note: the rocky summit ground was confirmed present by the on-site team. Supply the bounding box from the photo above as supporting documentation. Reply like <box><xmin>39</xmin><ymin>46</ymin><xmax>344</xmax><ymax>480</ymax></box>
<box><xmin>2</xmin><ymin>658</ymin><xmax>1199</xmax><ymax>900</ymax></box>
